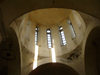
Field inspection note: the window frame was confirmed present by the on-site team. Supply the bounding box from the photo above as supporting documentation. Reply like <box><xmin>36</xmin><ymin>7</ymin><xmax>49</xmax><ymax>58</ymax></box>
<box><xmin>46</xmin><ymin>29</ymin><xmax>52</xmax><ymax>48</ymax></box>
<box><xmin>68</xmin><ymin>20</ymin><xmax>76</xmax><ymax>39</ymax></box>
<box><xmin>59</xmin><ymin>26</ymin><xmax>67</xmax><ymax>46</ymax></box>
<box><xmin>35</xmin><ymin>26</ymin><xmax>39</xmax><ymax>45</ymax></box>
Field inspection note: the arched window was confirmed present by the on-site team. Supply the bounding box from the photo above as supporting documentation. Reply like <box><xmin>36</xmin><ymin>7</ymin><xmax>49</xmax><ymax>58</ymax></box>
<box><xmin>35</xmin><ymin>26</ymin><xmax>39</xmax><ymax>45</ymax></box>
<box><xmin>59</xmin><ymin>26</ymin><xmax>67</xmax><ymax>45</ymax></box>
<box><xmin>67</xmin><ymin>20</ymin><xmax>76</xmax><ymax>39</ymax></box>
<box><xmin>46</xmin><ymin>29</ymin><xmax>52</xmax><ymax>48</ymax></box>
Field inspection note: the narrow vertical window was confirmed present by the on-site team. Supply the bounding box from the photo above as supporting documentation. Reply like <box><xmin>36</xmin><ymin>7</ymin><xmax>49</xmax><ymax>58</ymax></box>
<box><xmin>68</xmin><ymin>20</ymin><xmax>76</xmax><ymax>39</ymax></box>
<box><xmin>35</xmin><ymin>27</ymin><xmax>39</xmax><ymax>45</ymax></box>
<box><xmin>59</xmin><ymin>26</ymin><xmax>67</xmax><ymax>45</ymax></box>
<box><xmin>33</xmin><ymin>26</ymin><xmax>39</xmax><ymax>70</ymax></box>
<box><xmin>47</xmin><ymin>29</ymin><xmax>52</xmax><ymax>48</ymax></box>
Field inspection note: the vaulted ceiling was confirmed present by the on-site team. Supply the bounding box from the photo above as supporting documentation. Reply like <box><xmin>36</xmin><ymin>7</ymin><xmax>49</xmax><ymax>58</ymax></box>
<box><xmin>0</xmin><ymin>0</ymin><xmax>100</xmax><ymax>26</ymax></box>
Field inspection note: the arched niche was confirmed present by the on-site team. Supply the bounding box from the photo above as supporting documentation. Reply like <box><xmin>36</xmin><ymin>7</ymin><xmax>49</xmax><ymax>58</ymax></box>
<box><xmin>85</xmin><ymin>27</ymin><xmax>100</xmax><ymax>75</ymax></box>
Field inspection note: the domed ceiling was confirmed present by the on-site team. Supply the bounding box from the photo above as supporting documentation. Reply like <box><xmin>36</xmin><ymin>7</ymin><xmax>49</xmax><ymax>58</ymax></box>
<box><xmin>11</xmin><ymin>8</ymin><xmax>86</xmax><ymax>57</ymax></box>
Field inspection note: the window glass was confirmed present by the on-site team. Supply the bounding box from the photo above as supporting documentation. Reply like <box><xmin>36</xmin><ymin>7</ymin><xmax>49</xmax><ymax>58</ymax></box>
<box><xmin>47</xmin><ymin>29</ymin><xmax>52</xmax><ymax>48</ymax></box>
<box><xmin>59</xmin><ymin>26</ymin><xmax>67</xmax><ymax>45</ymax></box>
<box><xmin>35</xmin><ymin>27</ymin><xmax>39</xmax><ymax>45</ymax></box>
<box><xmin>68</xmin><ymin>20</ymin><xmax>76</xmax><ymax>39</ymax></box>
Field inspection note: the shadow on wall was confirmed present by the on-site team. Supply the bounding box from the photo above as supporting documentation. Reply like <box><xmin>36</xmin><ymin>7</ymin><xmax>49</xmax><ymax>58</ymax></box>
<box><xmin>85</xmin><ymin>27</ymin><xmax>100</xmax><ymax>75</ymax></box>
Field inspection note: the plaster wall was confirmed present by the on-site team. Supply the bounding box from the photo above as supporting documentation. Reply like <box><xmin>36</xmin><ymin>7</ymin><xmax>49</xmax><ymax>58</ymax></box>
<box><xmin>10</xmin><ymin>9</ymin><xmax>85</xmax><ymax>75</ymax></box>
<box><xmin>10</xmin><ymin>8</ymin><xmax>100</xmax><ymax>75</ymax></box>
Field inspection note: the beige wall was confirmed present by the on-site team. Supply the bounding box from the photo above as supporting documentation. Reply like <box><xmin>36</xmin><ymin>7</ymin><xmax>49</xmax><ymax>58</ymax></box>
<box><xmin>0</xmin><ymin>0</ymin><xmax>100</xmax><ymax>75</ymax></box>
<box><xmin>10</xmin><ymin>8</ymin><xmax>85</xmax><ymax>75</ymax></box>
<box><xmin>10</xmin><ymin>8</ymin><xmax>100</xmax><ymax>75</ymax></box>
<box><xmin>79</xmin><ymin>11</ymin><xmax>100</xmax><ymax>75</ymax></box>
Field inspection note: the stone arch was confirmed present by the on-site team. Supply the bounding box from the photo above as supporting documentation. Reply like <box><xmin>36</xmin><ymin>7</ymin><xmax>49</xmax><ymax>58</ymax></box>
<box><xmin>0</xmin><ymin>28</ymin><xmax>21</xmax><ymax>75</ymax></box>
<box><xmin>85</xmin><ymin>27</ymin><xmax>100</xmax><ymax>75</ymax></box>
<box><xmin>29</xmin><ymin>63</ymin><xmax>79</xmax><ymax>75</ymax></box>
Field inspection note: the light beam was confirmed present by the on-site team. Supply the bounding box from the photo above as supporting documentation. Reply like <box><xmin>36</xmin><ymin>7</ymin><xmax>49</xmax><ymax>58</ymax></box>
<box><xmin>33</xmin><ymin>45</ymin><xmax>39</xmax><ymax>70</ymax></box>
